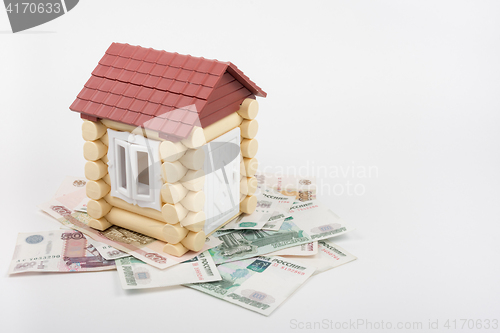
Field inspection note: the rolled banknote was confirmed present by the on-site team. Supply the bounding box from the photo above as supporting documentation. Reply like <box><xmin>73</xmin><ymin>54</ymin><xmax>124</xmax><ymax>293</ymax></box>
<box><xmin>222</xmin><ymin>190</ymin><xmax>295</xmax><ymax>230</ymax></box>
<box><xmin>286</xmin><ymin>240</ymin><xmax>357</xmax><ymax>275</ymax></box>
<box><xmin>185</xmin><ymin>255</ymin><xmax>316</xmax><ymax>316</ymax></box>
<box><xmin>53</xmin><ymin>176</ymin><xmax>89</xmax><ymax>213</ymax></box>
<box><xmin>287</xmin><ymin>200</ymin><xmax>353</xmax><ymax>240</ymax></box>
<box><xmin>208</xmin><ymin>199</ymin><xmax>352</xmax><ymax>264</ymax></box>
<box><xmin>269</xmin><ymin>241</ymin><xmax>318</xmax><ymax>256</ymax></box>
<box><xmin>255</xmin><ymin>172</ymin><xmax>316</xmax><ymax>201</ymax></box>
<box><xmin>39</xmin><ymin>177</ymin><xmax>222</xmax><ymax>270</ymax></box>
<box><xmin>115</xmin><ymin>251</ymin><xmax>221</xmax><ymax>289</ymax></box>
<box><xmin>86</xmin><ymin>238</ymin><xmax>130</xmax><ymax>260</ymax></box>
<box><xmin>8</xmin><ymin>230</ymin><xmax>115</xmax><ymax>274</ymax></box>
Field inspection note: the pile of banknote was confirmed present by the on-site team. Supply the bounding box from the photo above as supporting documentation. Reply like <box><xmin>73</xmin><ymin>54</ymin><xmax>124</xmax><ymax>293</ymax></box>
<box><xmin>9</xmin><ymin>174</ymin><xmax>357</xmax><ymax>316</ymax></box>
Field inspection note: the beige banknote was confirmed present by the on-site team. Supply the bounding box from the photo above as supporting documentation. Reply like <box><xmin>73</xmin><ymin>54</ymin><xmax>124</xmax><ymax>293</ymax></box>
<box><xmin>9</xmin><ymin>230</ymin><xmax>115</xmax><ymax>274</ymax></box>
<box><xmin>269</xmin><ymin>241</ymin><xmax>318</xmax><ymax>256</ymax></box>
<box><xmin>255</xmin><ymin>172</ymin><xmax>316</xmax><ymax>201</ymax></box>
<box><xmin>286</xmin><ymin>239</ymin><xmax>357</xmax><ymax>275</ymax></box>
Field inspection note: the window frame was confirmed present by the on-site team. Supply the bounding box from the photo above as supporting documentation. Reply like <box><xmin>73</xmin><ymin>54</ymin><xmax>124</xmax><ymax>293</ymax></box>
<box><xmin>107</xmin><ymin>129</ymin><xmax>162</xmax><ymax>211</ymax></box>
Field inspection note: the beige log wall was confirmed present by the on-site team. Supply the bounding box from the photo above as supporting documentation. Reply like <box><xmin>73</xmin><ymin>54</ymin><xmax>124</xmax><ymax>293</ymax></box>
<box><xmin>82</xmin><ymin>97</ymin><xmax>260</xmax><ymax>256</ymax></box>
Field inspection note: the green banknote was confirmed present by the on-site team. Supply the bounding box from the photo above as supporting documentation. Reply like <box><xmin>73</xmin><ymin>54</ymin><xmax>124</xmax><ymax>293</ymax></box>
<box><xmin>185</xmin><ymin>255</ymin><xmax>316</xmax><ymax>316</ymax></box>
<box><xmin>209</xmin><ymin>200</ymin><xmax>352</xmax><ymax>264</ymax></box>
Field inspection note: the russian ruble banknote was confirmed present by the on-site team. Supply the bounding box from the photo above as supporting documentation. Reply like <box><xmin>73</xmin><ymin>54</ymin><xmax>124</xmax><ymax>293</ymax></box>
<box><xmin>185</xmin><ymin>255</ymin><xmax>316</xmax><ymax>316</ymax></box>
<box><xmin>8</xmin><ymin>230</ymin><xmax>116</xmax><ymax>274</ymax></box>
<box><xmin>255</xmin><ymin>172</ymin><xmax>316</xmax><ymax>201</ymax></box>
<box><xmin>208</xmin><ymin>199</ymin><xmax>352</xmax><ymax>264</ymax></box>
<box><xmin>115</xmin><ymin>251</ymin><xmax>221</xmax><ymax>289</ymax></box>
<box><xmin>39</xmin><ymin>177</ymin><xmax>222</xmax><ymax>270</ymax></box>
<box><xmin>53</xmin><ymin>176</ymin><xmax>89</xmax><ymax>213</ymax></box>
<box><xmin>269</xmin><ymin>241</ymin><xmax>318</xmax><ymax>256</ymax></box>
<box><xmin>86</xmin><ymin>238</ymin><xmax>130</xmax><ymax>260</ymax></box>
<box><xmin>285</xmin><ymin>239</ymin><xmax>357</xmax><ymax>275</ymax></box>
<box><xmin>222</xmin><ymin>190</ymin><xmax>295</xmax><ymax>230</ymax></box>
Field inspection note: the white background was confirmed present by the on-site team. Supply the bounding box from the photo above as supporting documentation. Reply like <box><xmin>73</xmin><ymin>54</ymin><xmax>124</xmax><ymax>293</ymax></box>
<box><xmin>1</xmin><ymin>1</ymin><xmax>499</xmax><ymax>332</ymax></box>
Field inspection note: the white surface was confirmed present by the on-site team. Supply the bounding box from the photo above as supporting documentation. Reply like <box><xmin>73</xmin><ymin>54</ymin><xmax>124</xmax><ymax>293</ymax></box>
<box><xmin>1</xmin><ymin>1</ymin><xmax>499</xmax><ymax>332</ymax></box>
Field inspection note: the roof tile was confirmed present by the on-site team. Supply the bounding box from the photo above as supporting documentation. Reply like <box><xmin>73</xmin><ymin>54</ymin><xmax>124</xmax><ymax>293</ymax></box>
<box><xmin>105</xmin><ymin>67</ymin><xmax>123</xmax><ymax>80</ymax></box>
<box><xmin>176</xmin><ymin>68</ymin><xmax>193</xmax><ymax>82</ymax></box>
<box><xmin>92</xmin><ymin>91</ymin><xmax>109</xmax><ymax>104</ymax></box>
<box><xmin>166</xmin><ymin>108</ymin><xmax>185</xmax><ymax>122</ymax></box>
<box><xmin>84</xmin><ymin>76</ymin><xmax>103</xmax><ymax>89</ymax></box>
<box><xmin>141</xmin><ymin>102</ymin><xmax>160</xmax><ymax>116</ymax></box>
<box><xmin>146</xmin><ymin>116</ymin><xmax>167</xmax><ymax>131</ymax></box>
<box><xmin>117</xmin><ymin>69</ymin><xmax>136</xmax><ymax>83</ymax></box>
<box><xmin>135</xmin><ymin>114</ymin><xmax>153</xmax><ymax>126</ymax></box>
<box><xmin>99</xmin><ymin>54</ymin><xmax>117</xmax><ymax>66</ymax></box>
<box><xmin>181</xmin><ymin>110</ymin><xmax>200</xmax><ymax>125</ymax></box>
<box><xmin>129</xmin><ymin>98</ymin><xmax>147</xmax><ymax>112</ymax></box>
<box><xmin>175</xmin><ymin>123</ymin><xmax>193</xmax><ymax>138</ymax></box>
<box><xmin>149</xmin><ymin>89</ymin><xmax>165</xmax><ymax>104</ymax></box>
<box><xmin>176</xmin><ymin>95</ymin><xmax>195</xmax><ymax>109</ymax></box>
<box><xmin>137</xmin><ymin>61</ymin><xmax>155</xmax><ymax>74</ymax></box>
<box><xmin>155</xmin><ymin>104</ymin><xmax>174</xmax><ymax>117</ymax></box>
<box><xmin>116</xmin><ymin>96</ymin><xmax>134</xmax><ymax>109</ymax></box>
<box><xmin>144</xmin><ymin>49</ymin><xmax>162</xmax><ymax>63</ymax></box>
<box><xmin>169</xmin><ymin>80</ymin><xmax>187</xmax><ymax>94</ymax></box>
<box><xmin>70</xmin><ymin>98</ymin><xmax>88</xmax><ymax>111</ymax></box>
<box><xmin>182</xmin><ymin>83</ymin><xmax>201</xmax><ymax>97</ymax></box>
<box><xmin>123</xmin><ymin>84</ymin><xmax>142</xmax><ymax>98</ymax></box>
<box><xmin>209</xmin><ymin>61</ymin><xmax>228</xmax><ymax>76</ymax></box>
<box><xmin>130</xmin><ymin>72</ymin><xmax>148</xmax><ymax>86</ymax></box>
<box><xmin>106</xmin><ymin>43</ymin><xmax>126</xmax><ymax>56</ymax></box>
<box><xmin>94</xmin><ymin>104</ymin><xmax>114</xmax><ymax>118</ymax></box>
<box><xmin>156</xmin><ymin>51</ymin><xmax>176</xmax><ymax>66</ymax></box>
<box><xmin>189</xmin><ymin>72</ymin><xmax>208</xmax><ymax>85</ymax></box>
<box><xmin>111</xmin><ymin>81</ymin><xmax>129</xmax><ymax>95</ymax></box>
<box><xmin>119</xmin><ymin>44</ymin><xmax>137</xmax><ymax>58</ymax></box>
<box><xmin>196</xmin><ymin>86</ymin><xmax>213</xmax><ymax>100</ymax></box>
<box><xmin>142</xmin><ymin>75</ymin><xmax>161</xmax><ymax>89</ymax></box>
<box><xmin>169</xmin><ymin>53</ymin><xmax>188</xmax><ymax>68</ymax></box>
<box><xmin>156</xmin><ymin>77</ymin><xmax>174</xmax><ymax>91</ymax></box>
<box><xmin>92</xmin><ymin>64</ymin><xmax>110</xmax><ymax>77</ymax></box>
<box><xmin>83</xmin><ymin>101</ymin><xmax>101</xmax><ymax>115</ymax></box>
<box><xmin>162</xmin><ymin>92</ymin><xmax>180</xmax><ymax>107</ymax></box>
<box><xmin>131</xmin><ymin>47</ymin><xmax>150</xmax><ymax>61</ymax></box>
<box><xmin>150</xmin><ymin>64</ymin><xmax>167</xmax><ymax>77</ymax></box>
<box><xmin>161</xmin><ymin>119</ymin><xmax>180</xmax><ymax>133</ymax></box>
<box><xmin>98</xmin><ymin>79</ymin><xmax>116</xmax><ymax>92</ymax></box>
<box><xmin>182</xmin><ymin>56</ymin><xmax>202</xmax><ymax>71</ymax></box>
<box><xmin>163</xmin><ymin>66</ymin><xmax>180</xmax><ymax>80</ymax></box>
<box><xmin>121</xmin><ymin>110</ymin><xmax>140</xmax><ymax>124</ymax></box>
<box><xmin>77</xmin><ymin>87</ymin><xmax>96</xmax><ymax>100</ymax></box>
<box><xmin>196</xmin><ymin>59</ymin><xmax>215</xmax><ymax>73</ymax></box>
<box><xmin>103</xmin><ymin>94</ymin><xmax>120</xmax><ymax>106</ymax></box>
<box><xmin>136</xmin><ymin>87</ymin><xmax>154</xmax><ymax>101</ymax></box>
<box><xmin>103</xmin><ymin>93</ymin><xmax>121</xmax><ymax>107</ymax></box>
<box><xmin>126</xmin><ymin>59</ymin><xmax>142</xmax><ymax>72</ymax></box>
<box><xmin>203</xmin><ymin>74</ymin><xmax>219</xmax><ymax>87</ymax></box>
<box><xmin>113</xmin><ymin>56</ymin><xmax>130</xmax><ymax>69</ymax></box>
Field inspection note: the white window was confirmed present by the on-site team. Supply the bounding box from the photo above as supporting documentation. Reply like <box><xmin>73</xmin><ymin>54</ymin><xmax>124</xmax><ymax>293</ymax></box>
<box><xmin>203</xmin><ymin>127</ymin><xmax>241</xmax><ymax>234</ymax></box>
<box><xmin>107</xmin><ymin>129</ymin><xmax>162</xmax><ymax>211</ymax></box>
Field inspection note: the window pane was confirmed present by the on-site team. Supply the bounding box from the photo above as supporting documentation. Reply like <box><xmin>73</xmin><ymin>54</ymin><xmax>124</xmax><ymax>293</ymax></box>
<box><xmin>118</xmin><ymin>145</ymin><xmax>127</xmax><ymax>189</ymax></box>
<box><xmin>137</xmin><ymin>151</ymin><xmax>150</xmax><ymax>195</ymax></box>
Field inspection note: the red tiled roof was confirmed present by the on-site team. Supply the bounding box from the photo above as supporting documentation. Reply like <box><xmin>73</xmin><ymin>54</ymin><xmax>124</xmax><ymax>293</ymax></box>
<box><xmin>70</xmin><ymin>43</ymin><xmax>266</xmax><ymax>141</ymax></box>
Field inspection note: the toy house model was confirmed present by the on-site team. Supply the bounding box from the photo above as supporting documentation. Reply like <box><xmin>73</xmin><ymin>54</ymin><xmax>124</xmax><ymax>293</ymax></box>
<box><xmin>69</xmin><ymin>43</ymin><xmax>266</xmax><ymax>257</ymax></box>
